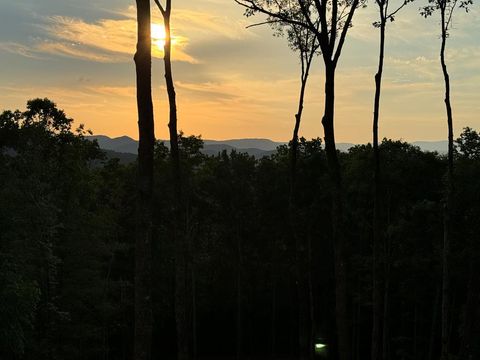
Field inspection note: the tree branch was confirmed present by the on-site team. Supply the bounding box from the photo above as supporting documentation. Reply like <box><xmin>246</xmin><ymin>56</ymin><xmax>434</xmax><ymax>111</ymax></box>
<box><xmin>235</xmin><ymin>0</ymin><xmax>309</xmax><ymax>28</ymax></box>
<box><xmin>333</xmin><ymin>0</ymin><xmax>360</xmax><ymax>64</ymax></box>
<box><xmin>153</xmin><ymin>0</ymin><xmax>166</xmax><ymax>17</ymax></box>
<box><xmin>246</xmin><ymin>19</ymin><xmax>284</xmax><ymax>28</ymax></box>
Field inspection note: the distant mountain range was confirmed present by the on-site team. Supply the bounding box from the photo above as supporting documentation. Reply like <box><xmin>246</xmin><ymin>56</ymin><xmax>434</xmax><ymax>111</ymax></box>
<box><xmin>89</xmin><ymin>135</ymin><xmax>284</xmax><ymax>160</ymax></box>
<box><xmin>88</xmin><ymin>135</ymin><xmax>449</xmax><ymax>162</ymax></box>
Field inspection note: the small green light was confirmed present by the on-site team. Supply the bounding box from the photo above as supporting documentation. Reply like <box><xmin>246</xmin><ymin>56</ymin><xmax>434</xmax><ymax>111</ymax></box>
<box><xmin>315</xmin><ymin>343</ymin><xmax>326</xmax><ymax>349</ymax></box>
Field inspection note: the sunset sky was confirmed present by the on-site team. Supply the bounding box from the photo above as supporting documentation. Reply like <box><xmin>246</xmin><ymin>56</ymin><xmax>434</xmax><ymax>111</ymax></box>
<box><xmin>0</xmin><ymin>0</ymin><xmax>479</xmax><ymax>142</ymax></box>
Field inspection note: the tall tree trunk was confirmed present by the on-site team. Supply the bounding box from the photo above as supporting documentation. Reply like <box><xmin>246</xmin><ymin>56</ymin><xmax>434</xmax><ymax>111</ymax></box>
<box><xmin>290</xmin><ymin>50</ymin><xmax>315</xmax><ymax>360</ymax></box>
<box><xmin>382</xmin><ymin>198</ymin><xmax>391</xmax><ymax>360</ymax></box>
<box><xmin>372</xmin><ymin>12</ymin><xmax>386</xmax><ymax>360</ymax></box>
<box><xmin>290</xmin><ymin>50</ymin><xmax>314</xmax><ymax>190</ymax></box>
<box><xmin>160</xmin><ymin>3</ymin><xmax>190</xmax><ymax>359</ymax></box>
<box><xmin>292</xmin><ymin>72</ymin><xmax>308</xmax><ymax>360</ymax></box>
<box><xmin>322</xmin><ymin>61</ymin><xmax>350</xmax><ymax>360</ymax></box>
<box><xmin>440</xmin><ymin>8</ymin><xmax>454</xmax><ymax>360</ymax></box>
<box><xmin>133</xmin><ymin>1</ymin><xmax>155</xmax><ymax>359</ymax></box>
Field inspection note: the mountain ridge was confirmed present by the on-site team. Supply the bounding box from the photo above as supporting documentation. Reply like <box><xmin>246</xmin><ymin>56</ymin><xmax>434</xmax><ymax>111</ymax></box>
<box><xmin>88</xmin><ymin>135</ymin><xmax>449</xmax><ymax>159</ymax></box>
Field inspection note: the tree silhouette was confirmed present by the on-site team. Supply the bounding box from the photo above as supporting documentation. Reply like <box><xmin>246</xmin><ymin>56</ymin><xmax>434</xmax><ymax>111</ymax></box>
<box><xmin>133</xmin><ymin>1</ymin><xmax>156</xmax><ymax>359</ymax></box>
<box><xmin>153</xmin><ymin>1</ymin><xmax>190</xmax><ymax>359</ymax></box>
<box><xmin>421</xmin><ymin>0</ymin><xmax>472</xmax><ymax>358</ymax></box>
<box><xmin>235</xmin><ymin>1</ymin><xmax>365</xmax><ymax>358</ymax></box>
<box><xmin>369</xmin><ymin>1</ymin><xmax>411</xmax><ymax>359</ymax></box>
<box><xmin>246</xmin><ymin>10</ymin><xmax>321</xmax><ymax>358</ymax></box>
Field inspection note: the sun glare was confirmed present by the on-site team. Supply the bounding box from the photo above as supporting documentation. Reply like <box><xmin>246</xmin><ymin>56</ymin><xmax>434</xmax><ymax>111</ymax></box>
<box><xmin>151</xmin><ymin>23</ymin><xmax>166</xmax><ymax>49</ymax></box>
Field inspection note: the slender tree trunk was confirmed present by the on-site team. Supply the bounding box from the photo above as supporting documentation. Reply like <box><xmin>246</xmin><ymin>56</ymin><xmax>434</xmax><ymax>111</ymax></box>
<box><xmin>382</xmin><ymin>216</ymin><xmax>391</xmax><ymax>360</ymax></box>
<box><xmin>162</xmin><ymin>5</ymin><xmax>190</xmax><ymax>359</ymax></box>
<box><xmin>290</xmin><ymin>49</ymin><xmax>315</xmax><ymax>360</ymax></box>
<box><xmin>322</xmin><ymin>61</ymin><xmax>350</xmax><ymax>360</ymax></box>
<box><xmin>290</xmin><ymin>50</ymin><xmax>314</xmax><ymax>188</ymax></box>
<box><xmin>440</xmin><ymin>9</ymin><xmax>454</xmax><ymax>360</ymax></box>
<box><xmin>292</xmin><ymin>71</ymin><xmax>308</xmax><ymax>360</ymax></box>
<box><xmin>133</xmin><ymin>1</ymin><xmax>155</xmax><ymax>359</ymax></box>
<box><xmin>372</xmin><ymin>12</ymin><xmax>386</xmax><ymax>360</ymax></box>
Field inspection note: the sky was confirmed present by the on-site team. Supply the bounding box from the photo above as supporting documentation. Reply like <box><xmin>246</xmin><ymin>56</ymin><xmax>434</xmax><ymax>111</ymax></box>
<box><xmin>0</xmin><ymin>0</ymin><xmax>479</xmax><ymax>143</ymax></box>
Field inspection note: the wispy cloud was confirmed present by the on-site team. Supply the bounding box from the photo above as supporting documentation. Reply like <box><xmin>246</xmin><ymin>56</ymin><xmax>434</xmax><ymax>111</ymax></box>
<box><xmin>0</xmin><ymin>11</ymin><xmax>197</xmax><ymax>63</ymax></box>
<box><xmin>43</xmin><ymin>15</ymin><xmax>196</xmax><ymax>63</ymax></box>
<box><xmin>37</xmin><ymin>41</ymin><xmax>119</xmax><ymax>62</ymax></box>
<box><xmin>0</xmin><ymin>42</ymin><xmax>44</xmax><ymax>60</ymax></box>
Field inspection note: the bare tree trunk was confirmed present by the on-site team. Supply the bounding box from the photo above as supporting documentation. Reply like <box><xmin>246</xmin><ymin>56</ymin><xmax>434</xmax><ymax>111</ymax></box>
<box><xmin>290</xmin><ymin>49</ymin><xmax>314</xmax><ymax>189</ymax></box>
<box><xmin>322</xmin><ymin>62</ymin><xmax>350</xmax><ymax>360</ymax></box>
<box><xmin>292</xmin><ymin>65</ymin><xmax>309</xmax><ymax>360</ymax></box>
<box><xmin>440</xmin><ymin>8</ymin><xmax>454</xmax><ymax>360</ymax></box>
<box><xmin>290</xmin><ymin>46</ymin><xmax>315</xmax><ymax>360</ymax></box>
<box><xmin>372</xmin><ymin>11</ymin><xmax>386</xmax><ymax>360</ymax></box>
<box><xmin>157</xmin><ymin>2</ymin><xmax>190</xmax><ymax>358</ymax></box>
<box><xmin>133</xmin><ymin>1</ymin><xmax>155</xmax><ymax>359</ymax></box>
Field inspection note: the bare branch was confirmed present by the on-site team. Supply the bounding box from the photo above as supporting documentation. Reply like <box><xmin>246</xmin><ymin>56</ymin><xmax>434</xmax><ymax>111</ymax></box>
<box><xmin>445</xmin><ymin>0</ymin><xmax>459</xmax><ymax>30</ymax></box>
<box><xmin>153</xmin><ymin>0</ymin><xmax>166</xmax><ymax>17</ymax></box>
<box><xmin>235</xmin><ymin>0</ymin><xmax>309</xmax><ymax>28</ymax></box>
<box><xmin>246</xmin><ymin>19</ymin><xmax>284</xmax><ymax>28</ymax></box>
<box><xmin>333</xmin><ymin>0</ymin><xmax>360</xmax><ymax>64</ymax></box>
<box><xmin>386</xmin><ymin>0</ymin><xmax>410</xmax><ymax>21</ymax></box>
<box><xmin>331</xmin><ymin>0</ymin><xmax>339</xmax><ymax>53</ymax></box>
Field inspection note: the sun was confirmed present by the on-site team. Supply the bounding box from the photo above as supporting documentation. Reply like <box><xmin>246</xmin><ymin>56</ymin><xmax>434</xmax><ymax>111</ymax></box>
<box><xmin>151</xmin><ymin>23</ymin><xmax>166</xmax><ymax>50</ymax></box>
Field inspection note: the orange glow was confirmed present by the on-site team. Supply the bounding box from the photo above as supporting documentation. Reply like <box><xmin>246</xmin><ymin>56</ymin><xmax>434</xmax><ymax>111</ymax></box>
<box><xmin>151</xmin><ymin>23</ymin><xmax>166</xmax><ymax>50</ymax></box>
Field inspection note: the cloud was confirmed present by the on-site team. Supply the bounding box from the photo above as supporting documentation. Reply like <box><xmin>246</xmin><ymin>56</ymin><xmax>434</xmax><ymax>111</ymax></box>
<box><xmin>37</xmin><ymin>41</ymin><xmax>118</xmax><ymax>63</ymax></box>
<box><xmin>172</xmin><ymin>9</ymin><xmax>253</xmax><ymax>41</ymax></box>
<box><xmin>120</xmin><ymin>5</ymin><xmax>253</xmax><ymax>41</ymax></box>
<box><xmin>40</xmin><ymin>15</ymin><xmax>196</xmax><ymax>63</ymax></box>
<box><xmin>0</xmin><ymin>42</ymin><xmax>44</xmax><ymax>59</ymax></box>
<box><xmin>1</xmin><ymin>11</ymin><xmax>197</xmax><ymax>63</ymax></box>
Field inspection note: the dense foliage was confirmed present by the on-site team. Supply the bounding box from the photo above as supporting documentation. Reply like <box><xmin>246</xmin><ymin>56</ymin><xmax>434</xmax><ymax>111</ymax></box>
<box><xmin>1</xmin><ymin>99</ymin><xmax>480</xmax><ymax>359</ymax></box>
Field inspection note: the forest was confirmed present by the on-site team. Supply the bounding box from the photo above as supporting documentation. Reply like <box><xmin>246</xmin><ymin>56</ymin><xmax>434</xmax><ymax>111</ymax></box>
<box><xmin>1</xmin><ymin>100</ymin><xmax>480</xmax><ymax>359</ymax></box>
<box><xmin>0</xmin><ymin>0</ymin><xmax>478</xmax><ymax>359</ymax></box>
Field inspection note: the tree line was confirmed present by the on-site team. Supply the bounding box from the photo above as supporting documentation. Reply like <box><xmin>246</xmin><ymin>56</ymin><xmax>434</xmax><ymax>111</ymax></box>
<box><xmin>1</xmin><ymin>101</ymin><xmax>480</xmax><ymax>360</ymax></box>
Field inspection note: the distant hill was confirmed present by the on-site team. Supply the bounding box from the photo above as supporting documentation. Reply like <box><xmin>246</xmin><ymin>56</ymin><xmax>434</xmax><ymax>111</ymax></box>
<box><xmin>88</xmin><ymin>135</ymin><xmax>284</xmax><ymax>159</ymax></box>
<box><xmin>412</xmin><ymin>141</ymin><xmax>448</xmax><ymax>153</ymax></box>
<box><xmin>203</xmin><ymin>138</ymin><xmax>284</xmax><ymax>151</ymax></box>
<box><xmin>90</xmin><ymin>135</ymin><xmax>139</xmax><ymax>154</ymax></box>
<box><xmin>88</xmin><ymin>136</ymin><xmax>449</xmax><ymax>163</ymax></box>
<box><xmin>334</xmin><ymin>141</ymin><xmax>448</xmax><ymax>153</ymax></box>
